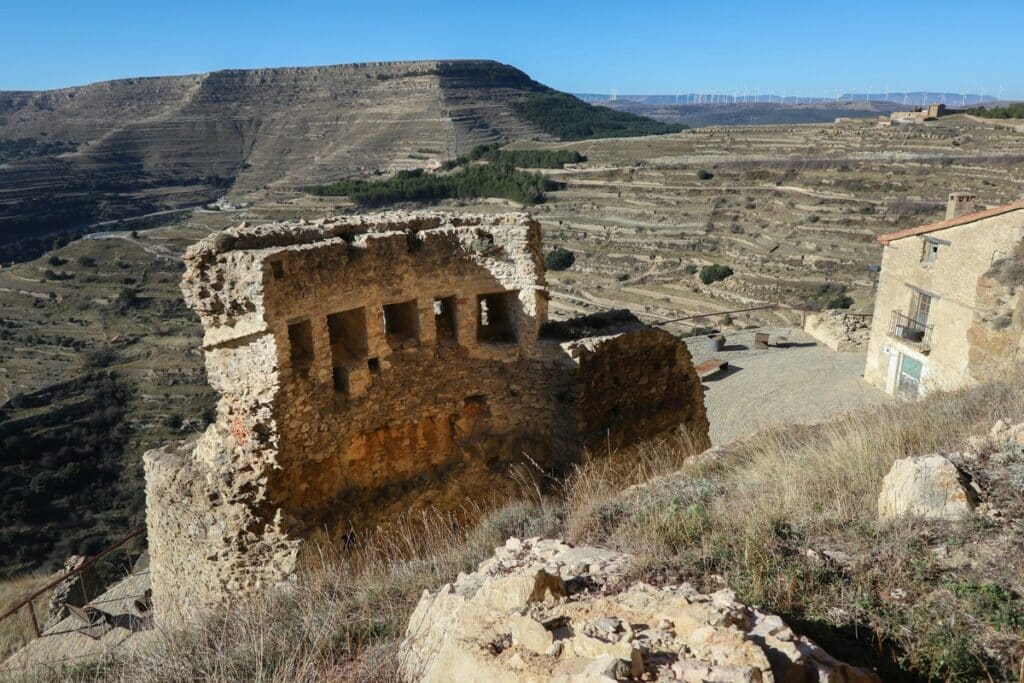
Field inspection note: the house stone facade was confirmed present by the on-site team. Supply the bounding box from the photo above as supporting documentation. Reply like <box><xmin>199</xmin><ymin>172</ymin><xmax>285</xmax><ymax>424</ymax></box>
<box><xmin>864</xmin><ymin>195</ymin><xmax>1024</xmax><ymax>398</ymax></box>
<box><xmin>144</xmin><ymin>212</ymin><xmax>709</xmax><ymax>624</ymax></box>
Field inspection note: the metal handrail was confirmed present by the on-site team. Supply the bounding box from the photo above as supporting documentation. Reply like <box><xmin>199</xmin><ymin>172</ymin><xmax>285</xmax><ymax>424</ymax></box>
<box><xmin>0</xmin><ymin>528</ymin><xmax>145</xmax><ymax>637</ymax></box>
<box><xmin>888</xmin><ymin>310</ymin><xmax>933</xmax><ymax>345</ymax></box>
<box><xmin>652</xmin><ymin>304</ymin><xmax>786</xmax><ymax>327</ymax></box>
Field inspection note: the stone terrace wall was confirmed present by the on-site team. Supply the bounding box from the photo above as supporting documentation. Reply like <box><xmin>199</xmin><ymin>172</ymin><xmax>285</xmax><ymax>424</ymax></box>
<box><xmin>145</xmin><ymin>212</ymin><xmax>708</xmax><ymax>625</ymax></box>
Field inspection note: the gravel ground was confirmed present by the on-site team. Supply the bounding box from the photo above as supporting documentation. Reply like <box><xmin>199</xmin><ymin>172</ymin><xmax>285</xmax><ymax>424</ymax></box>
<box><xmin>684</xmin><ymin>326</ymin><xmax>890</xmax><ymax>445</ymax></box>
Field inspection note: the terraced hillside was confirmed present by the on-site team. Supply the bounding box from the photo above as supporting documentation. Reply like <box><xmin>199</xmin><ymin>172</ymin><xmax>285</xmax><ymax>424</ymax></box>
<box><xmin>521</xmin><ymin>115</ymin><xmax>1024</xmax><ymax>333</ymax></box>
<box><xmin>3</xmin><ymin>111</ymin><xmax>1024</xmax><ymax>577</ymax></box>
<box><xmin>0</xmin><ymin>60</ymin><xmax>560</xmax><ymax>258</ymax></box>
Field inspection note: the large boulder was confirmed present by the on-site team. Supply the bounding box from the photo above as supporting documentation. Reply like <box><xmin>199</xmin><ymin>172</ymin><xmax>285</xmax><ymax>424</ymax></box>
<box><xmin>400</xmin><ymin>537</ymin><xmax>880</xmax><ymax>682</ymax></box>
<box><xmin>878</xmin><ymin>454</ymin><xmax>977</xmax><ymax>521</ymax></box>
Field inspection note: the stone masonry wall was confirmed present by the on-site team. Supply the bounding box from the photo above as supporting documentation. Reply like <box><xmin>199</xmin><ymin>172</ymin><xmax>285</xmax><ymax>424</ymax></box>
<box><xmin>864</xmin><ymin>210</ymin><xmax>1024</xmax><ymax>395</ymax></box>
<box><xmin>145</xmin><ymin>212</ymin><xmax>708</xmax><ymax>625</ymax></box>
<box><xmin>967</xmin><ymin>249</ymin><xmax>1024</xmax><ymax>382</ymax></box>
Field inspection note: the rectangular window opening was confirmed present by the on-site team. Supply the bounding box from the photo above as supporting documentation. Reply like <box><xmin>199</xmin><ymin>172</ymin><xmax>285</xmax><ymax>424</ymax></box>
<box><xmin>921</xmin><ymin>240</ymin><xmax>939</xmax><ymax>264</ymax></box>
<box><xmin>368</xmin><ymin>357</ymin><xmax>381</xmax><ymax>374</ymax></box>
<box><xmin>910</xmin><ymin>291</ymin><xmax>932</xmax><ymax>326</ymax></box>
<box><xmin>327</xmin><ymin>307</ymin><xmax>368</xmax><ymax>364</ymax></box>
<box><xmin>332</xmin><ymin>367</ymin><xmax>349</xmax><ymax>395</ymax></box>
<box><xmin>383</xmin><ymin>300</ymin><xmax>420</xmax><ymax>349</ymax></box>
<box><xmin>433</xmin><ymin>296</ymin><xmax>458</xmax><ymax>345</ymax></box>
<box><xmin>270</xmin><ymin>259</ymin><xmax>286</xmax><ymax>279</ymax></box>
<box><xmin>477</xmin><ymin>291</ymin><xmax>519</xmax><ymax>344</ymax></box>
<box><xmin>287</xmin><ymin>320</ymin><xmax>314</xmax><ymax>376</ymax></box>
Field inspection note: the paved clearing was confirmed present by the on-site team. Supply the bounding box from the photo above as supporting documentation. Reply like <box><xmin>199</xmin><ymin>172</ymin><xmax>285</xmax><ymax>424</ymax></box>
<box><xmin>685</xmin><ymin>326</ymin><xmax>889</xmax><ymax>445</ymax></box>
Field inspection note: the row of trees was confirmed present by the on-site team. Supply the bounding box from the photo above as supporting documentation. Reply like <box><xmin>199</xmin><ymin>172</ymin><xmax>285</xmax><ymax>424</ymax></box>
<box><xmin>965</xmin><ymin>104</ymin><xmax>1024</xmax><ymax>119</ymax></box>
<box><xmin>511</xmin><ymin>91</ymin><xmax>685</xmax><ymax>140</ymax></box>
<box><xmin>307</xmin><ymin>164</ymin><xmax>562</xmax><ymax>207</ymax></box>
<box><xmin>442</xmin><ymin>144</ymin><xmax>585</xmax><ymax>170</ymax></box>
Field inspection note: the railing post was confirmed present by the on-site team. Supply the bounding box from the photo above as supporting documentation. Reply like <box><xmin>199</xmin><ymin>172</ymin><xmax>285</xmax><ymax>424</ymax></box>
<box><xmin>27</xmin><ymin>600</ymin><xmax>40</xmax><ymax>638</ymax></box>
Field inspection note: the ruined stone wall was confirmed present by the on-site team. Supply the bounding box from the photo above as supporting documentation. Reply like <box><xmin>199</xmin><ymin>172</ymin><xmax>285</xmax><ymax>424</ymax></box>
<box><xmin>562</xmin><ymin>326</ymin><xmax>706</xmax><ymax>453</ymax></box>
<box><xmin>145</xmin><ymin>212</ymin><xmax>708</xmax><ymax>625</ymax></box>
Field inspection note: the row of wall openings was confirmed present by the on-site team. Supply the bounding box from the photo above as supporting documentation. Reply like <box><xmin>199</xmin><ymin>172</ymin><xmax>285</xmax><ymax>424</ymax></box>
<box><xmin>477</xmin><ymin>291</ymin><xmax>518</xmax><ymax>343</ymax></box>
<box><xmin>286</xmin><ymin>290</ymin><xmax>520</xmax><ymax>390</ymax></box>
<box><xmin>383</xmin><ymin>300</ymin><xmax>420</xmax><ymax>349</ymax></box>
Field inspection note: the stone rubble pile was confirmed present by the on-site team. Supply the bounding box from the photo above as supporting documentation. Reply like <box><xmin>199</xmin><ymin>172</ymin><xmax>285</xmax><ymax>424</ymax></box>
<box><xmin>400</xmin><ymin>538</ymin><xmax>880</xmax><ymax>682</ymax></box>
<box><xmin>802</xmin><ymin>311</ymin><xmax>870</xmax><ymax>352</ymax></box>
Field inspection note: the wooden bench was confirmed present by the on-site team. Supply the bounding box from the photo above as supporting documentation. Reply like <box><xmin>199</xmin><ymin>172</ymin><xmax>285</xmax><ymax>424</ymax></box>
<box><xmin>695</xmin><ymin>358</ymin><xmax>729</xmax><ymax>379</ymax></box>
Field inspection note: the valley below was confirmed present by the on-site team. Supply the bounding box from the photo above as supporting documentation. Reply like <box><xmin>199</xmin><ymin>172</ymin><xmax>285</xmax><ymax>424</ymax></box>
<box><xmin>1</xmin><ymin>54</ymin><xmax>1024</xmax><ymax>680</ymax></box>
<box><xmin>2</xmin><ymin>108</ymin><xmax>1023</xmax><ymax>577</ymax></box>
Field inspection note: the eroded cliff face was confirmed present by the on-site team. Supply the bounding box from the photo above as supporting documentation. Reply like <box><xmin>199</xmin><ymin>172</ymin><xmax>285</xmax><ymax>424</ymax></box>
<box><xmin>144</xmin><ymin>211</ymin><xmax>708</xmax><ymax>625</ymax></box>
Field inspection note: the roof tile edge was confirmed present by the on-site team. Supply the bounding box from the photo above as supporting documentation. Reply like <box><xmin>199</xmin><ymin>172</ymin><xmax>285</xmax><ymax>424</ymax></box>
<box><xmin>877</xmin><ymin>201</ymin><xmax>1024</xmax><ymax>245</ymax></box>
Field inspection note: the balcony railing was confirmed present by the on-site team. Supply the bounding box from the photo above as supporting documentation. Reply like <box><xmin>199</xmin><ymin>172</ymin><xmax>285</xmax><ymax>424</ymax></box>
<box><xmin>889</xmin><ymin>310</ymin><xmax>933</xmax><ymax>348</ymax></box>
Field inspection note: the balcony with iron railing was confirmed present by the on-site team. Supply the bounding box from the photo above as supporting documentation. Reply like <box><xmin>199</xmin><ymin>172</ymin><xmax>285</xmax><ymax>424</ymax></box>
<box><xmin>888</xmin><ymin>310</ymin><xmax>933</xmax><ymax>350</ymax></box>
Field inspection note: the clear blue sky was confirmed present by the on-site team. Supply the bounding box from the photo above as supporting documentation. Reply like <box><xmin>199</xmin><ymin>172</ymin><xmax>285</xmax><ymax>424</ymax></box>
<box><xmin>3</xmin><ymin>0</ymin><xmax>1022</xmax><ymax>98</ymax></box>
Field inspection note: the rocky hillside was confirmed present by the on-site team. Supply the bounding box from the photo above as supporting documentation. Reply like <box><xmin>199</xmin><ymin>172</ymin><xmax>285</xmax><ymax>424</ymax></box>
<box><xmin>31</xmin><ymin>373</ymin><xmax>1024</xmax><ymax>680</ymax></box>
<box><xmin>1</xmin><ymin>59</ymin><xmax>662</xmax><ymax>260</ymax></box>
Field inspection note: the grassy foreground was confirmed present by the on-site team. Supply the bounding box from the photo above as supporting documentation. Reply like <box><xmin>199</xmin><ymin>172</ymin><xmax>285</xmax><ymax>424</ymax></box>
<box><xmin>15</xmin><ymin>375</ymin><xmax>1024</xmax><ymax>682</ymax></box>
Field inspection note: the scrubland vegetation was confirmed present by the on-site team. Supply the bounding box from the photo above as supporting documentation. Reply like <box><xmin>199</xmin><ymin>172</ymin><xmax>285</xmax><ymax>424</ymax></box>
<box><xmin>31</xmin><ymin>375</ymin><xmax>1024</xmax><ymax>682</ymax></box>
<box><xmin>966</xmin><ymin>104</ymin><xmax>1024</xmax><ymax>119</ymax></box>
<box><xmin>440</xmin><ymin>144</ymin><xmax>585</xmax><ymax>170</ymax></box>
<box><xmin>511</xmin><ymin>90</ymin><xmax>686</xmax><ymax>140</ymax></box>
<box><xmin>307</xmin><ymin>162</ymin><xmax>562</xmax><ymax>206</ymax></box>
<box><xmin>698</xmin><ymin>263</ymin><xmax>734</xmax><ymax>284</ymax></box>
<box><xmin>0</xmin><ymin>373</ymin><xmax>134</xmax><ymax>577</ymax></box>
<box><xmin>308</xmin><ymin>143</ymin><xmax>584</xmax><ymax>207</ymax></box>
<box><xmin>544</xmin><ymin>246</ymin><xmax>576</xmax><ymax>271</ymax></box>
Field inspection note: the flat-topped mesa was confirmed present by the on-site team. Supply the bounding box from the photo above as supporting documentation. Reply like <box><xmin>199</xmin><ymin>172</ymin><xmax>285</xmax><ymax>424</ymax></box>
<box><xmin>145</xmin><ymin>211</ymin><xmax>709</xmax><ymax>625</ymax></box>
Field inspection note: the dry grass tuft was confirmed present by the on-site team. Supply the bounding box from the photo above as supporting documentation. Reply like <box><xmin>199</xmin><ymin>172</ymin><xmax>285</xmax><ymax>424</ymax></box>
<box><xmin>0</xmin><ymin>573</ymin><xmax>51</xmax><ymax>662</ymax></box>
<box><xmin>47</xmin><ymin>501</ymin><xmax>562</xmax><ymax>682</ymax></box>
<box><xmin>561</xmin><ymin>376</ymin><xmax>1024</xmax><ymax>681</ymax></box>
<box><xmin>12</xmin><ymin>378</ymin><xmax>1024</xmax><ymax>681</ymax></box>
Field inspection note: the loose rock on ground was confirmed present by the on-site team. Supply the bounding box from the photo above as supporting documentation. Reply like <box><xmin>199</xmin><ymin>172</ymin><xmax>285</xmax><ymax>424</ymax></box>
<box><xmin>400</xmin><ymin>537</ymin><xmax>880</xmax><ymax>682</ymax></box>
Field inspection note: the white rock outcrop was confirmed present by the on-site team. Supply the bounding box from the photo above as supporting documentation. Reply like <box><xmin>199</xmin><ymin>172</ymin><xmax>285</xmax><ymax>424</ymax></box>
<box><xmin>877</xmin><ymin>454</ymin><xmax>977</xmax><ymax>521</ymax></box>
<box><xmin>400</xmin><ymin>537</ymin><xmax>880</xmax><ymax>682</ymax></box>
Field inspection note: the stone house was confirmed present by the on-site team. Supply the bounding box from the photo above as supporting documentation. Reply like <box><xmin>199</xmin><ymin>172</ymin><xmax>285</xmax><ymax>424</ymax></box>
<box><xmin>145</xmin><ymin>211</ymin><xmax>709</xmax><ymax>624</ymax></box>
<box><xmin>864</xmin><ymin>194</ymin><xmax>1024</xmax><ymax>398</ymax></box>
